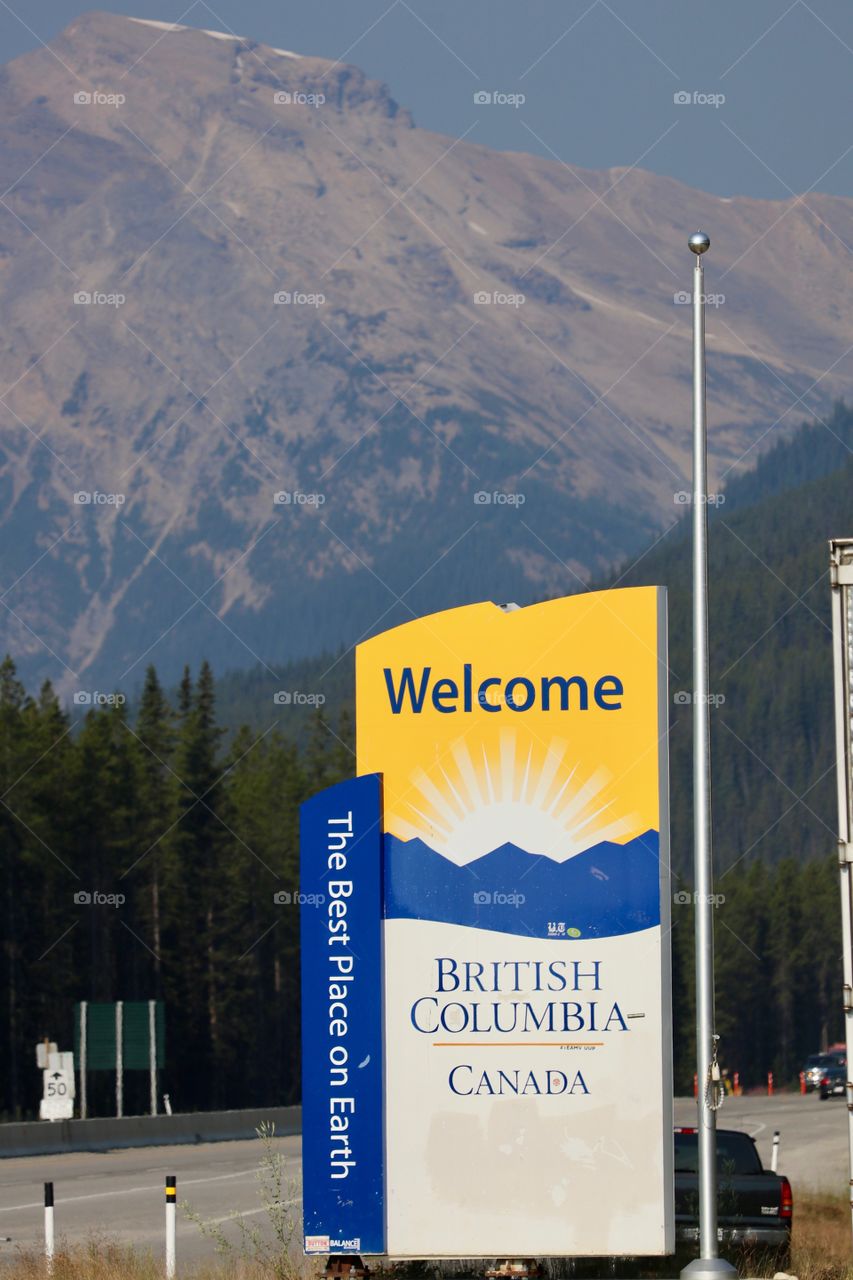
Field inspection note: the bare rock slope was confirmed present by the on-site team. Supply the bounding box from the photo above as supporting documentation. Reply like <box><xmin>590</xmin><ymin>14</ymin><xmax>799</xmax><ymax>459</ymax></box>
<box><xmin>1</xmin><ymin>11</ymin><xmax>851</xmax><ymax>690</ymax></box>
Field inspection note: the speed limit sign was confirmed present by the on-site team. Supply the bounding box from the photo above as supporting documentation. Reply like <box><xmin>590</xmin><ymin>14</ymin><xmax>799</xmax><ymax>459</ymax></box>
<box><xmin>40</xmin><ymin>1066</ymin><xmax>74</xmax><ymax>1120</ymax></box>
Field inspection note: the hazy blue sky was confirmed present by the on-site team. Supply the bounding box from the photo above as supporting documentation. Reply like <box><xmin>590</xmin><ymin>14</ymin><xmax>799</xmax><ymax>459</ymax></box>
<box><xmin>3</xmin><ymin>0</ymin><xmax>853</xmax><ymax>200</ymax></box>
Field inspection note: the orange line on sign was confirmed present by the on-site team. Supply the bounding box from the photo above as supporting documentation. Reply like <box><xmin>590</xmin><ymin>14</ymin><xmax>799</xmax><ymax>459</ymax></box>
<box><xmin>432</xmin><ymin>1042</ymin><xmax>603</xmax><ymax>1047</ymax></box>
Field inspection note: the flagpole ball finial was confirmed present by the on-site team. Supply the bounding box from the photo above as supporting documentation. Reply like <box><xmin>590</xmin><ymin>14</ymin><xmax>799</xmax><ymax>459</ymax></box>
<box><xmin>689</xmin><ymin>231</ymin><xmax>711</xmax><ymax>255</ymax></box>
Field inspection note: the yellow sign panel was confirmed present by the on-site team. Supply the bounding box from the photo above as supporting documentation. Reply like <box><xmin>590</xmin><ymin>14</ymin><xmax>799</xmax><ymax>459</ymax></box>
<box><xmin>358</xmin><ymin>588</ymin><xmax>663</xmax><ymax>854</ymax></box>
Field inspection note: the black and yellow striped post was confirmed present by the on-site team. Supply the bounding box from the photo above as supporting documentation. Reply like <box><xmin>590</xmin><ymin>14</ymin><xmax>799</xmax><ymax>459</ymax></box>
<box><xmin>165</xmin><ymin>1175</ymin><xmax>176</xmax><ymax>1278</ymax></box>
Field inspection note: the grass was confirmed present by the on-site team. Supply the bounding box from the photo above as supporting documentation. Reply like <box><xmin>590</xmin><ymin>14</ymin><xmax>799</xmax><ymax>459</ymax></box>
<box><xmin>789</xmin><ymin>1191</ymin><xmax>853</xmax><ymax>1280</ymax></box>
<box><xmin>1</xmin><ymin>1193</ymin><xmax>851</xmax><ymax>1279</ymax></box>
<box><xmin>0</xmin><ymin>1242</ymin><xmax>314</xmax><ymax>1277</ymax></box>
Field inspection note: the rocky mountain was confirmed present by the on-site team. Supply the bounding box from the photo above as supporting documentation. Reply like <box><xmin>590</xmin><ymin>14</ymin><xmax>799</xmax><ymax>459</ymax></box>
<box><xmin>2</xmin><ymin>10</ymin><xmax>853</xmax><ymax>694</ymax></box>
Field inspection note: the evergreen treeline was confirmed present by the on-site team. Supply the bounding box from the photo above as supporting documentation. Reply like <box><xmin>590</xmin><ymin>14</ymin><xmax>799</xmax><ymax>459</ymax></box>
<box><xmin>0</xmin><ymin>656</ymin><xmax>351</xmax><ymax>1119</ymax></box>
<box><xmin>0</xmin><ymin>652</ymin><xmax>843</xmax><ymax>1118</ymax></box>
<box><xmin>670</xmin><ymin>854</ymin><xmax>842</xmax><ymax>1090</ymax></box>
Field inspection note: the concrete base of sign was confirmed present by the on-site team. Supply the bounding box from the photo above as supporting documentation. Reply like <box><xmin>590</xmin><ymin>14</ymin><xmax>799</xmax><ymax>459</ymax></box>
<box><xmin>484</xmin><ymin>1263</ymin><xmax>543</xmax><ymax>1279</ymax></box>
<box><xmin>372</xmin><ymin>1260</ymin><xmax>749</xmax><ymax>1278</ymax></box>
<box><xmin>424</xmin><ymin>1272</ymin><xmax>754</xmax><ymax>1280</ymax></box>
<box><xmin>680</xmin><ymin>1258</ymin><xmax>739</xmax><ymax>1280</ymax></box>
<box><xmin>323</xmin><ymin>1256</ymin><xmax>370</xmax><ymax>1279</ymax></box>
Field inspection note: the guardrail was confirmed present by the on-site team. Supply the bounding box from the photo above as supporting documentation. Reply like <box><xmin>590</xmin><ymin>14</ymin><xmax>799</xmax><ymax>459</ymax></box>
<box><xmin>0</xmin><ymin>1104</ymin><xmax>302</xmax><ymax>1158</ymax></box>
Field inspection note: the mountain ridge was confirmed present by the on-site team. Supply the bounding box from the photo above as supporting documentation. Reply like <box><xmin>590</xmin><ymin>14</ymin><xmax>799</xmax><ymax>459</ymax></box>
<box><xmin>3</xmin><ymin>11</ymin><xmax>853</xmax><ymax>691</ymax></box>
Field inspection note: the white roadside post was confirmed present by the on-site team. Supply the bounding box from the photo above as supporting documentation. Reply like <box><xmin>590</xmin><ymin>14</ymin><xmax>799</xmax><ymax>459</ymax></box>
<box><xmin>44</xmin><ymin>1182</ymin><xmax>55</xmax><ymax>1273</ymax></box>
<box><xmin>116</xmin><ymin>1001</ymin><xmax>123</xmax><ymax>1119</ymax></box>
<box><xmin>149</xmin><ymin>1000</ymin><xmax>158</xmax><ymax>1117</ymax></box>
<box><xmin>770</xmin><ymin>1130</ymin><xmax>780</xmax><ymax>1174</ymax></box>
<box><xmin>828</xmin><ymin>537</ymin><xmax>853</xmax><ymax>1243</ymax></box>
<box><xmin>165</xmin><ymin>1175</ymin><xmax>177</xmax><ymax>1278</ymax></box>
<box><xmin>681</xmin><ymin>232</ymin><xmax>737</xmax><ymax>1280</ymax></box>
<box><xmin>79</xmin><ymin>1002</ymin><xmax>87</xmax><ymax>1120</ymax></box>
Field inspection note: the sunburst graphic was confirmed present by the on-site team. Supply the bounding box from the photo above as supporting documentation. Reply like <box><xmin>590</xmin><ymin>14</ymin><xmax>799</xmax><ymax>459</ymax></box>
<box><xmin>390</xmin><ymin>728</ymin><xmax>639</xmax><ymax>865</ymax></box>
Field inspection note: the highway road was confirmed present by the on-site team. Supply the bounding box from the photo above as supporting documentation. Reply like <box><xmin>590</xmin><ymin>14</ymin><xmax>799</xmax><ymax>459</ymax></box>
<box><xmin>0</xmin><ymin>1096</ymin><xmax>847</xmax><ymax>1265</ymax></box>
<box><xmin>674</xmin><ymin>1093</ymin><xmax>847</xmax><ymax>1192</ymax></box>
<box><xmin>0</xmin><ymin>1133</ymin><xmax>302</xmax><ymax>1266</ymax></box>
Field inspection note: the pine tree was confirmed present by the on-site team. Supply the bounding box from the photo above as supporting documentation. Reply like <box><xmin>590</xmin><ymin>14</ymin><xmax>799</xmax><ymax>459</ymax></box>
<box><xmin>131</xmin><ymin>666</ymin><xmax>175</xmax><ymax>991</ymax></box>
<box><xmin>161</xmin><ymin>661</ymin><xmax>226</xmax><ymax>1107</ymax></box>
<box><xmin>0</xmin><ymin>657</ymin><xmax>32</xmax><ymax>1114</ymax></box>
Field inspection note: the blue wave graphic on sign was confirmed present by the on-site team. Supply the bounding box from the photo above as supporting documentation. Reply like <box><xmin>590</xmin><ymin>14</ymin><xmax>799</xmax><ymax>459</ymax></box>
<box><xmin>384</xmin><ymin>831</ymin><xmax>661</xmax><ymax>938</ymax></box>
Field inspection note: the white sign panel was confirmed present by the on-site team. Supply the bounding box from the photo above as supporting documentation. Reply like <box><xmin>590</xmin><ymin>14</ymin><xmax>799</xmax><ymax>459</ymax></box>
<box><xmin>35</xmin><ymin>1041</ymin><xmax>58</xmax><ymax>1069</ymax></box>
<box><xmin>40</xmin><ymin>1066</ymin><xmax>74</xmax><ymax>1120</ymax></box>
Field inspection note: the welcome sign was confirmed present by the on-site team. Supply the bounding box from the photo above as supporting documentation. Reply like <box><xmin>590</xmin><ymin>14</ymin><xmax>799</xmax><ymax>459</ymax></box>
<box><xmin>355</xmin><ymin>588</ymin><xmax>673</xmax><ymax>1258</ymax></box>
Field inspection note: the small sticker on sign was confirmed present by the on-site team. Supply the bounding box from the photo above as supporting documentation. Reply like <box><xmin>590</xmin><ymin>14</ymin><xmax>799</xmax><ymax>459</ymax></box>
<box><xmin>305</xmin><ymin>1235</ymin><xmax>330</xmax><ymax>1253</ymax></box>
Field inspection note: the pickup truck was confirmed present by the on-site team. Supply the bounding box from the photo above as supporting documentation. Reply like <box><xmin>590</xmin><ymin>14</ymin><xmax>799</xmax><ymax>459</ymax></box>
<box><xmin>674</xmin><ymin>1127</ymin><xmax>792</xmax><ymax>1268</ymax></box>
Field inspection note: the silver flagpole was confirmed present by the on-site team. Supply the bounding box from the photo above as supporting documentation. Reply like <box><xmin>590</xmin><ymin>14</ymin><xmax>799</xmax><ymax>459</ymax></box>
<box><xmin>681</xmin><ymin>232</ymin><xmax>736</xmax><ymax>1280</ymax></box>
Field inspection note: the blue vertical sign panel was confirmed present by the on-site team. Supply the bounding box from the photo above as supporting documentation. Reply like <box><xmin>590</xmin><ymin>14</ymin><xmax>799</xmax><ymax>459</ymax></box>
<box><xmin>300</xmin><ymin>774</ymin><xmax>385</xmax><ymax>1255</ymax></box>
